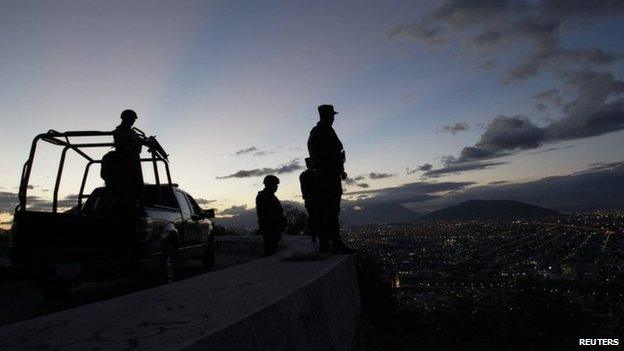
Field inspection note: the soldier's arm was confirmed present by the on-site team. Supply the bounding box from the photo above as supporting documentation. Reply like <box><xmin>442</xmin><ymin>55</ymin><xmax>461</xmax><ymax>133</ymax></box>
<box><xmin>255</xmin><ymin>196</ymin><xmax>265</xmax><ymax>220</ymax></box>
<box><xmin>307</xmin><ymin>133</ymin><xmax>319</xmax><ymax>165</ymax></box>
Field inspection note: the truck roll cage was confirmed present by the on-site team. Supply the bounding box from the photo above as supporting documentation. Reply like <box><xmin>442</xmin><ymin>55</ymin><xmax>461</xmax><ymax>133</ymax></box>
<box><xmin>17</xmin><ymin>129</ymin><xmax>172</xmax><ymax>213</ymax></box>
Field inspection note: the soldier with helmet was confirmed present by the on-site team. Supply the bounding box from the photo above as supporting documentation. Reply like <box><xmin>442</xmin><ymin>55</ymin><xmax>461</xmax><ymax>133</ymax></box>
<box><xmin>103</xmin><ymin>109</ymin><xmax>145</xmax><ymax>211</ymax></box>
<box><xmin>256</xmin><ymin>175</ymin><xmax>287</xmax><ymax>256</ymax></box>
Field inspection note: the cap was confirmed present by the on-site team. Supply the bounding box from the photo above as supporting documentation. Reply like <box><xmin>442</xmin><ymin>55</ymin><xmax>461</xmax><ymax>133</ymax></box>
<box><xmin>317</xmin><ymin>104</ymin><xmax>338</xmax><ymax>116</ymax></box>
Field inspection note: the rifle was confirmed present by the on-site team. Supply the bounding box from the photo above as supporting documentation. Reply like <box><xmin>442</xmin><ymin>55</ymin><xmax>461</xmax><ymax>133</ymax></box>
<box><xmin>133</xmin><ymin>127</ymin><xmax>169</xmax><ymax>161</ymax></box>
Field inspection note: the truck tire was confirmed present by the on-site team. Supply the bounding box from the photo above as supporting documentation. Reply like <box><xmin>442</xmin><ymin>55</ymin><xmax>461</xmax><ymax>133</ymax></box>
<box><xmin>202</xmin><ymin>240</ymin><xmax>215</xmax><ymax>269</ymax></box>
<box><xmin>37</xmin><ymin>281</ymin><xmax>72</xmax><ymax>299</ymax></box>
<box><xmin>159</xmin><ymin>242</ymin><xmax>179</xmax><ymax>284</ymax></box>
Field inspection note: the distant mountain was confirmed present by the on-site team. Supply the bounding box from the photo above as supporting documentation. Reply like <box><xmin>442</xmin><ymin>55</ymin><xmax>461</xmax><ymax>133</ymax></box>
<box><xmin>420</xmin><ymin>199</ymin><xmax>562</xmax><ymax>221</ymax></box>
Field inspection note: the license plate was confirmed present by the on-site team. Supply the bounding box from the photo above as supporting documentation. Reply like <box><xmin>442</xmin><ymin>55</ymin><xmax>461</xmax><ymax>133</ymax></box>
<box><xmin>56</xmin><ymin>263</ymin><xmax>80</xmax><ymax>279</ymax></box>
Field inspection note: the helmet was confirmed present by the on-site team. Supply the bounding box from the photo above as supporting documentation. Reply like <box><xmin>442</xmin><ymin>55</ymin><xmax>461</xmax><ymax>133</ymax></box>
<box><xmin>120</xmin><ymin>109</ymin><xmax>138</xmax><ymax>121</ymax></box>
<box><xmin>263</xmin><ymin>175</ymin><xmax>280</xmax><ymax>186</ymax></box>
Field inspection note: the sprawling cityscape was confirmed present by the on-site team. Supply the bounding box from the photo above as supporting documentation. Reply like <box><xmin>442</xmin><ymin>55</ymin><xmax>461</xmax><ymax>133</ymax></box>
<box><xmin>344</xmin><ymin>211</ymin><xmax>624</xmax><ymax>346</ymax></box>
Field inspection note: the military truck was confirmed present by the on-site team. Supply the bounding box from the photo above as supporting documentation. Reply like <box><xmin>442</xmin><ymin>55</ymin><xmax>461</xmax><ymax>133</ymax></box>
<box><xmin>9</xmin><ymin>130</ymin><xmax>216</xmax><ymax>297</ymax></box>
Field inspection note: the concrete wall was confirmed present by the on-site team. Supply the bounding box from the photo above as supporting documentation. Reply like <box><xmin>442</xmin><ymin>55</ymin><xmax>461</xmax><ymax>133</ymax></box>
<box><xmin>0</xmin><ymin>236</ymin><xmax>360</xmax><ymax>351</ymax></box>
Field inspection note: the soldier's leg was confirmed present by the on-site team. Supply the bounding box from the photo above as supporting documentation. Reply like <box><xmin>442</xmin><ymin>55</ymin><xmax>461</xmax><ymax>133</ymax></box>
<box><xmin>328</xmin><ymin>193</ymin><xmax>355</xmax><ymax>253</ymax></box>
<box><xmin>262</xmin><ymin>231</ymin><xmax>279</xmax><ymax>256</ymax></box>
<box><xmin>317</xmin><ymin>174</ymin><xmax>340</xmax><ymax>253</ymax></box>
<box><xmin>305</xmin><ymin>203</ymin><xmax>318</xmax><ymax>243</ymax></box>
<box><xmin>327</xmin><ymin>194</ymin><xmax>341</xmax><ymax>244</ymax></box>
<box><xmin>317</xmin><ymin>202</ymin><xmax>331</xmax><ymax>253</ymax></box>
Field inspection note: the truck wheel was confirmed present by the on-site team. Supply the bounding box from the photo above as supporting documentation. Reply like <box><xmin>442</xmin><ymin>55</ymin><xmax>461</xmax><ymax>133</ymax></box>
<box><xmin>37</xmin><ymin>281</ymin><xmax>72</xmax><ymax>299</ymax></box>
<box><xmin>202</xmin><ymin>241</ymin><xmax>215</xmax><ymax>269</ymax></box>
<box><xmin>160</xmin><ymin>243</ymin><xmax>179</xmax><ymax>284</ymax></box>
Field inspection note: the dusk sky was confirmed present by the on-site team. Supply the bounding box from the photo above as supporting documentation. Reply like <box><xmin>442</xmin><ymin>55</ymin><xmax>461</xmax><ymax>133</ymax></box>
<box><xmin>1</xmin><ymin>0</ymin><xmax>623</xmax><ymax>225</ymax></box>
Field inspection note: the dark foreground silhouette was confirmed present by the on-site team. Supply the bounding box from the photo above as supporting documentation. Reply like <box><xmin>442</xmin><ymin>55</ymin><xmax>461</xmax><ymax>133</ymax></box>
<box><xmin>9</xmin><ymin>110</ymin><xmax>216</xmax><ymax>297</ymax></box>
<box><xmin>306</xmin><ymin>104</ymin><xmax>354</xmax><ymax>254</ymax></box>
<box><xmin>256</xmin><ymin>104</ymin><xmax>355</xmax><ymax>256</ymax></box>
<box><xmin>256</xmin><ymin>175</ymin><xmax>287</xmax><ymax>256</ymax></box>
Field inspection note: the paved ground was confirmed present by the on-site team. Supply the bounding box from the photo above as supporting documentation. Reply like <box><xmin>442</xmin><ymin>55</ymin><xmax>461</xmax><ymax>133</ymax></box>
<box><xmin>0</xmin><ymin>253</ymin><xmax>250</xmax><ymax>327</ymax></box>
<box><xmin>0</xmin><ymin>237</ymin><xmax>358</xmax><ymax>351</ymax></box>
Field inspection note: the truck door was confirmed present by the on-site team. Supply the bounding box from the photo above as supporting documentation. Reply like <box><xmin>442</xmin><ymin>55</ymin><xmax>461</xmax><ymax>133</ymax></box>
<box><xmin>186</xmin><ymin>194</ymin><xmax>211</xmax><ymax>244</ymax></box>
<box><xmin>174</xmin><ymin>191</ymin><xmax>199</xmax><ymax>245</ymax></box>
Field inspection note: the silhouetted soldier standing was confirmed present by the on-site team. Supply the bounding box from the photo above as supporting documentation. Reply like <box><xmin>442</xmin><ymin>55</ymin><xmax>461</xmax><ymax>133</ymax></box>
<box><xmin>256</xmin><ymin>175</ymin><xmax>287</xmax><ymax>256</ymax></box>
<box><xmin>299</xmin><ymin>157</ymin><xmax>318</xmax><ymax>243</ymax></box>
<box><xmin>112</xmin><ymin>109</ymin><xmax>144</xmax><ymax>211</ymax></box>
<box><xmin>307</xmin><ymin>104</ymin><xmax>354</xmax><ymax>254</ymax></box>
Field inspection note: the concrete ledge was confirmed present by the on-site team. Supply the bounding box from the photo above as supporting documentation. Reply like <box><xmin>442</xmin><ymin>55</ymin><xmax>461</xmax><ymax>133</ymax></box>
<box><xmin>0</xmin><ymin>236</ymin><xmax>360</xmax><ymax>351</ymax></box>
<box><xmin>214</xmin><ymin>234</ymin><xmax>265</xmax><ymax>256</ymax></box>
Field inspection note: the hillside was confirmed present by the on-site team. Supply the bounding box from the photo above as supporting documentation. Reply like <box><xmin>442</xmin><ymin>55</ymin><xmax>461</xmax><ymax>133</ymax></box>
<box><xmin>420</xmin><ymin>199</ymin><xmax>562</xmax><ymax>221</ymax></box>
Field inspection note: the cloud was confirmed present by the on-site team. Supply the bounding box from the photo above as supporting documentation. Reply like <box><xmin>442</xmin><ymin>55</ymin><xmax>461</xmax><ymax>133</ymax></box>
<box><xmin>0</xmin><ymin>192</ymin><xmax>79</xmax><ymax>214</ymax></box>
<box><xmin>345</xmin><ymin>181</ymin><xmax>475</xmax><ymax>199</ymax></box>
<box><xmin>531</xmin><ymin>88</ymin><xmax>563</xmax><ymax>111</ymax></box>
<box><xmin>478</xmin><ymin>58</ymin><xmax>498</xmax><ymax>70</ymax></box>
<box><xmin>408</xmin><ymin>163</ymin><xmax>433</xmax><ymax>174</ymax></box>
<box><xmin>345</xmin><ymin>172</ymin><xmax>396</xmax><ymax>186</ymax></box>
<box><xmin>0</xmin><ymin>191</ymin><xmax>19</xmax><ymax>213</ymax></box>
<box><xmin>216</xmin><ymin>159</ymin><xmax>303</xmax><ymax>179</ymax></box>
<box><xmin>252</xmin><ymin>150</ymin><xmax>274</xmax><ymax>157</ymax></box>
<box><xmin>368</xmin><ymin>172</ymin><xmax>396</xmax><ymax>179</ymax></box>
<box><xmin>430</xmin><ymin>0</ymin><xmax>513</xmax><ymax>30</ymax></box>
<box><xmin>390</xmin><ymin>0</ymin><xmax>623</xmax><ymax>84</ymax></box>
<box><xmin>218</xmin><ymin>204</ymin><xmax>248</xmax><ymax>216</ymax></box>
<box><xmin>418</xmin><ymin>163</ymin><xmax>434</xmax><ymax>171</ymax></box>
<box><xmin>344</xmin><ymin>177</ymin><xmax>370</xmax><ymax>188</ymax></box>
<box><xmin>234</xmin><ymin>146</ymin><xmax>273</xmax><ymax>157</ymax></box>
<box><xmin>548</xmin><ymin>70</ymin><xmax>624</xmax><ymax>140</ymax></box>
<box><xmin>235</xmin><ymin>146</ymin><xmax>259</xmax><ymax>155</ymax></box>
<box><xmin>438</xmin><ymin>122</ymin><xmax>470</xmax><ymax>134</ymax></box>
<box><xmin>56</xmin><ymin>194</ymin><xmax>79</xmax><ymax>208</ymax></box>
<box><xmin>386</xmin><ymin>22</ymin><xmax>446</xmax><ymax>46</ymax></box>
<box><xmin>195</xmin><ymin>198</ymin><xmax>217</xmax><ymax>205</ymax></box>
<box><xmin>536</xmin><ymin>0</ymin><xmax>624</xmax><ymax>19</ymax></box>
<box><xmin>453</xmin><ymin>115</ymin><xmax>546</xmax><ymax>163</ymax></box>
<box><xmin>423</xmin><ymin>161</ymin><xmax>508</xmax><ymax>178</ymax></box>
<box><xmin>488</xmin><ymin>180</ymin><xmax>508</xmax><ymax>185</ymax></box>
<box><xmin>430</xmin><ymin>69</ymin><xmax>624</xmax><ymax>174</ymax></box>
<box><xmin>575</xmin><ymin>161</ymin><xmax>624</xmax><ymax>174</ymax></box>
<box><xmin>529</xmin><ymin>145</ymin><xmax>573</xmax><ymax>154</ymax></box>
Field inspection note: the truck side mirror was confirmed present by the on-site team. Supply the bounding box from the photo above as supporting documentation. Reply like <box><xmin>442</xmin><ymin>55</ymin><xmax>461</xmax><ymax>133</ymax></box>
<box><xmin>203</xmin><ymin>209</ymin><xmax>215</xmax><ymax>219</ymax></box>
